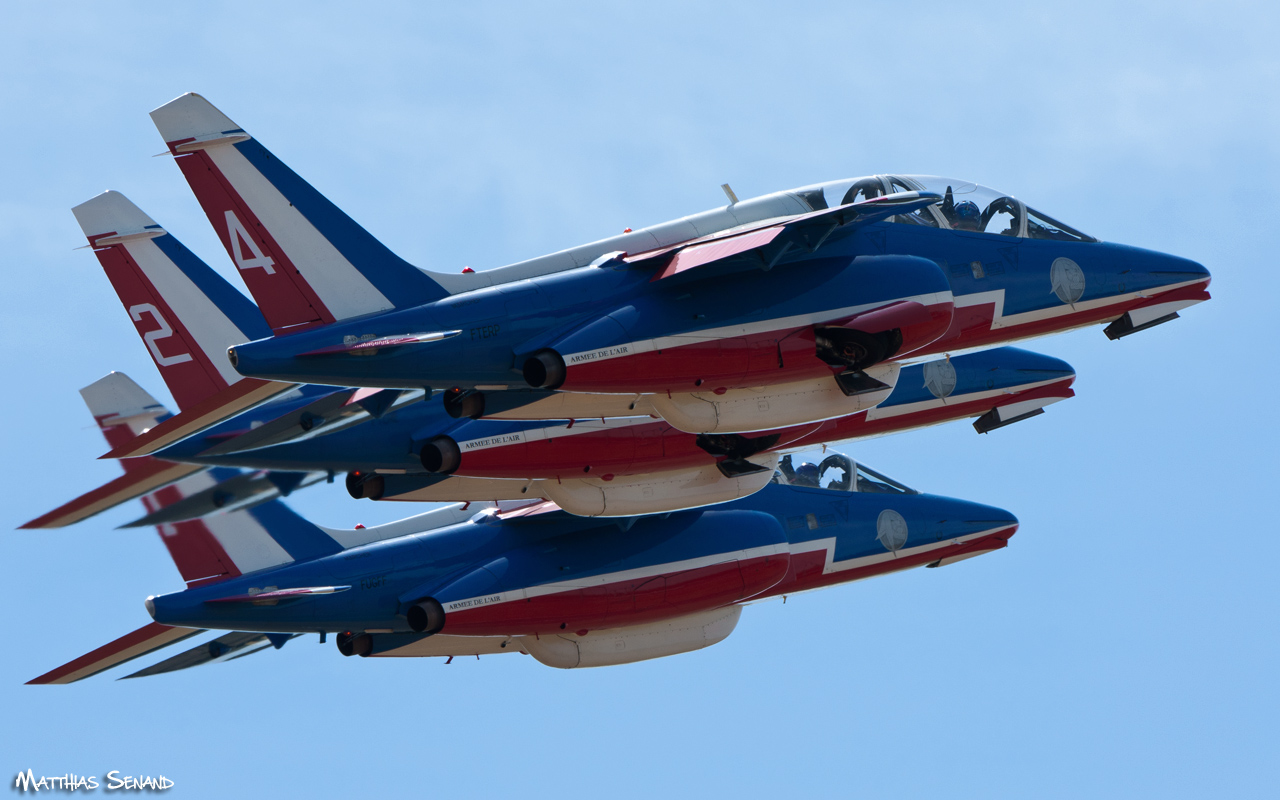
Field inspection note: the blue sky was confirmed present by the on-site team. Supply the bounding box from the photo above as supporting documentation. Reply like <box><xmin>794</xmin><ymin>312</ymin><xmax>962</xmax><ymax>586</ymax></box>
<box><xmin>2</xmin><ymin>2</ymin><xmax>1276</xmax><ymax>797</ymax></box>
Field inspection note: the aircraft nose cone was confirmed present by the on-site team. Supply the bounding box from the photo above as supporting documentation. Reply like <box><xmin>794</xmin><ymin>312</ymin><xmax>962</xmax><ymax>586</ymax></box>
<box><xmin>1007</xmin><ymin>348</ymin><xmax>1075</xmax><ymax>379</ymax></box>
<box><xmin>1153</xmin><ymin>253</ymin><xmax>1211</xmax><ymax>284</ymax></box>
<box><xmin>941</xmin><ymin>502</ymin><xmax>1019</xmax><ymax>540</ymax></box>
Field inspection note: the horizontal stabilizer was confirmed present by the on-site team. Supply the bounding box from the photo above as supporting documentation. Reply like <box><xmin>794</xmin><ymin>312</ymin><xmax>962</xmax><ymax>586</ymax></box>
<box><xmin>27</xmin><ymin>623</ymin><xmax>203</xmax><ymax>685</ymax></box>
<box><xmin>121</xmin><ymin>631</ymin><xmax>299</xmax><ymax>679</ymax></box>
<box><xmin>20</xmin><ymin>457</ymin><xmax>204</xmax><ymax>529</ymax></box>
<box><xmin>101</xmin><ymin>378</ymin><xmax>297</xmax><ymax>459</ymax></box>
<box><xmin>194</xmin><ymin>387</ymin><xmax>416</xmax><ymax>458</ymax></box>
<box><xmin>196</xmin><ymin>388</ymin><xmax>360</xmax><ymax>456</ymax></box>
<box><xmin>206</xmin><ymin>585</ymin><xmax>350</xmax><ymax>605</ymax></box>
<box><xmin>120</xmin><ymin>470</ymin><xmax>323</xmax><ymax>527</ymax></box>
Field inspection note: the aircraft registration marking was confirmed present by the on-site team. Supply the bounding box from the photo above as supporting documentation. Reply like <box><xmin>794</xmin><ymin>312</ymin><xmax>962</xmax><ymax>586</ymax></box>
<box><xmin>567</xmin><ymin>344</ymin><xmax>634</xmax><ymax>365</ymax></box>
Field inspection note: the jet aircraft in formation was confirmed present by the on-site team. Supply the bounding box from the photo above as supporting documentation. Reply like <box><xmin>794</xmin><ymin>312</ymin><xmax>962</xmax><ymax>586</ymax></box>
<box><xmin>24</xmin><ymin>94</ymin><xmax>1209</xmax><ymax>682</ymax></box>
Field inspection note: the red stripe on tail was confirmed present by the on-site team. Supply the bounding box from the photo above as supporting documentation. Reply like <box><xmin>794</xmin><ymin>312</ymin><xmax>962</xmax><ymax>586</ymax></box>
<box><xmin>174</xmin><ymin>151</ymin><xmax>334</xmax><ymax>332</ymax></box>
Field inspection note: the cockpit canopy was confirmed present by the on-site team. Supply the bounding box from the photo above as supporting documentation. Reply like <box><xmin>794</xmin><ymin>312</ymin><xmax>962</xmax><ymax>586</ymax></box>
<box><xmin>773</xmin><ymin>452</ymin><xmax>916</xmax><ymax>495</ymax></box>
<box><xmin>797</xmin><ymin>175</ymin><xmax>1096</xmax><ymax>242</ymax></box>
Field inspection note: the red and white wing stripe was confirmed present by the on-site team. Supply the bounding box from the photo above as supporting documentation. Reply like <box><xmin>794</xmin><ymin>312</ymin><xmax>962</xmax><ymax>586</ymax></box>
<box><xmin>100</xmin><ymin>378</ymin><xmax>296</xmax><ymax>460</ymax></box>
<box><xmin>26</xmin><ymin>623</ymin><xmax>203</xmax><ymax>685</ymax></box>
<box><xmin>19</xmin><ymin>457</ymin><xmax>202</xmax><ymax>529</ymax></box>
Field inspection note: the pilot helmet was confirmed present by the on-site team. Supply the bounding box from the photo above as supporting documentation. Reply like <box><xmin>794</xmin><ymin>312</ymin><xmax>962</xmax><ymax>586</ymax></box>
<box><xmin>795</xmin><ymin>462</ymin><xmax>820</xmax><ymax>485</ymax></box>
<box><xmin>952</xmin><ymin>200</ymin><xmax>981</xmax><ymax>231</ymax></box>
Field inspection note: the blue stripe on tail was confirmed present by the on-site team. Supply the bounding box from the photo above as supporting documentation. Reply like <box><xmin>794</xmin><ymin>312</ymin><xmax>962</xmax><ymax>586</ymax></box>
<box><xmin>246</xmin><ymin>497</ymin><xmax>343</xmax><ymax>561</ymax></box>
<box><xmin>234</xmin><ymin>139</ymin><xmax>449</xmax><ymax>308</ymax></box>
<box><xmin>152</xmin><ymin>234</ymin><xmax>273</xmax><ymax>341</ymax></box>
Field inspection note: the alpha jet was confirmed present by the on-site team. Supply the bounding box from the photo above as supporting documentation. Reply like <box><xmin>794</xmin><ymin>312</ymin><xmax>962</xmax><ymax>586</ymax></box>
<box><xmin>349</xmin><ymin>345</ymin><xmax>1075</xmax><ymax>516</ymax></box>
<box><xmin>41</xmin><ymin>191</ymin><xmax>1073</xmax><ymax>522</ymax></box>
<box><xmin>28</xmin><ymin>368</ymin><xmax>1018</xmax><ymax>680</ymax></box>
<box><xmin>144</xmin><ymin>95</ymin><xmax>1209</xmax><ymax>436</ymax></box>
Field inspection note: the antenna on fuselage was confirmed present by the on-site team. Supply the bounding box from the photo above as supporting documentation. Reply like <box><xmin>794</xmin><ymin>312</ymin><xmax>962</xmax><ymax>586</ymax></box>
<box><xmin>721</xmin><ymin>183</ymin><xmax>739</xmax><ymax>204</ymax></box>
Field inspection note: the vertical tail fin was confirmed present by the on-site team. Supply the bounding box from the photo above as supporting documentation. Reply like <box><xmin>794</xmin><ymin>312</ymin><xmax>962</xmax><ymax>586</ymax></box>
<box><xmin>70</xmin><ymin>373</ymin><xmax>339</xmax><ymax>582</ymax></box>
<box><xmin>19</xmin><ymin>373</ymin><xmax>206</xmax><ymax>528</ymax></box>
<box><xmin>79</xmin><ymin>370</ymin><xmax>171</xmax><ymax>463</ymax></box>
<box><xmin>145</xmin><ymin>468</ymin><xmax>339</xmax><ymax>584</ymax></box>
<box><xmin>72</xmin><ymin>191</ymin><xmax>273</xmax><ymax>411</ymax></box>
<box><xmin>150</xmin><ymin>93</ymin><xmax>450</xmax><ymax>332</ymax></box>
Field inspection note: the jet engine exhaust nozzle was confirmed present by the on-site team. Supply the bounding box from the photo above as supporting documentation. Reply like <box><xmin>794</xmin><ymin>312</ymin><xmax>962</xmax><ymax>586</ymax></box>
<box><xmin>443</xmin><ymin>387</ymin><xmax>485</xmax><ymax>419</ymax></box>
<box><xmin>337</xmin><ymin>631</ymin><xmax>373</xmax><ymax>657</ymax></box>
<box><xmin>345</xmin><ymin>471</ymin><xmax>385</xmax><ymax>500</ymax></box>
<box><xmin>523</xmin><ymin>349</ymin><xmax>566</xmax><ymax>390</ymax></box>
<box><xmin>419</xmin><ymin>436</ymin><xmax>461</xmax><ymax>474</ymax></box>
<box><xmin>407</xmin><ymin>598</ymin><xmax>446</xmax><ymax>634</ymax></box>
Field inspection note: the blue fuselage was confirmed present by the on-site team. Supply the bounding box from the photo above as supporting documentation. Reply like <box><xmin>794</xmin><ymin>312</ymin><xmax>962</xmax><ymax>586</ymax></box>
<box><xmin>148</xmin><ymin>483</ymin><xmax>1017</xmax><ymax>636</ymax></box>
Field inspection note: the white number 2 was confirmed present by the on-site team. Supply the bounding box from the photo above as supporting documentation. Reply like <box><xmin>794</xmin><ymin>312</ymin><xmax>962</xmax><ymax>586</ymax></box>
<box><xmin>225</xmin><ymin>210</ymin><xmax>276</xmax><ymax>274</ymax></box>
<box><xmin>129</xmin><ymin>304</ymin><xmax>194</xmax><ymax>367</ymax></box>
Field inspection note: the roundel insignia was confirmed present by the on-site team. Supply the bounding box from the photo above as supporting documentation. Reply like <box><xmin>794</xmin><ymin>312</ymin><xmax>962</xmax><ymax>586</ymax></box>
<box><xmin>922</xmin><ymin>358</ymin><xmax>958</xmax><ymax>398</ymax></box>
<box><xmin>876</xmin><ymin>509</ymin><xmax>908</xmax><ymax>552</ymax></box>
<box><xmin>1050</xmin><ymin>257</ymin><xmax>1086</xmax><ymax>304</ymax></box>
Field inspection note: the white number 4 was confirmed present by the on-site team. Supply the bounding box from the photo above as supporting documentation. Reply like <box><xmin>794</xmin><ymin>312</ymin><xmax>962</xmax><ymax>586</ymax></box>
<box><xmin>226</xmin><ymin>210</ymin><xmax>276</xmax><ymax>274</ymax></box>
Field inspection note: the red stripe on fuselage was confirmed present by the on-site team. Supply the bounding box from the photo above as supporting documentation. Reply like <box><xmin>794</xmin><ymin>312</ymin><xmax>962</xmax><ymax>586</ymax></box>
<box><xmin>925</xmin><ymin>281</ymin><xmax>1211</xmax><ymax>355</ymax></box>
<box><xmin>434</xmin><ymin>530</ymin><xmax>1015</xmax><ymax>637</ymax></box>
<box><xmin>454</xmin><ymin>421</ymin><xmax>818</xmax><ymax>480</ymax></box>
<box><xmin>439</xmin><ymin>553</ymin><xmax>789</xmax><ymax>637</ymax></box>
<box><xmin>557</xmin><ymin>298</ymin><xmax>954</xmax><ymax>394</ymax></box>
<box><xmin>763</xmin><ymin>529</ymin><xmax>1017</xmax><ymax>599</ymax></box>
<box><xmin>791</xmin><ymin>379</ymin><xmax>1076</xmax><ymax>447</ymax></box>
<box><xmin>560</xmin><ymin>327</ymin><xmax>829</xmax><ymax>393</ymax></box>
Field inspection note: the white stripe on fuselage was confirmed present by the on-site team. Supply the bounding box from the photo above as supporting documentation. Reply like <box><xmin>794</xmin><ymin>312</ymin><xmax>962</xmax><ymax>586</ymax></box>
<box><xmin>442</xmin><ymin>524</ymin><xmax>1013</xmax><ymax>615</ymax></box>
<box><xmin>560</xmin><ymin>290</ymin><xmax>954</xmax><ymax>366</ymax></box>
<box><xmin>787</xmin><ymin>525</ymin><xmax>1016</xmax><ymax>576</ymax></box>
<box><xmin>952</xmin><ymin>277</ymin><xmax>1208</xmax><ymax>331</ymax></box>
<box><xmin>456</xmin><ymin>416</ymin><xmax>657</xmax><ymax>452</ymax></box>
<box><xmin>863</xmin><ymin>376</ymin><xmax>1069</xmax><ymax>421</ymax></box>
<box><xmin>441</xmin><ymin>541</ymin><xmax>791</xmax><ymax>614</ymax></box>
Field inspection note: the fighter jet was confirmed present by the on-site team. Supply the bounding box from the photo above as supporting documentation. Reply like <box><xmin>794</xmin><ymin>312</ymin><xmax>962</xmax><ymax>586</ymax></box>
<box><xmin>27</xmin><ymin>375</ymin><xmax>1017</xmax><ymax>681</ymax></box>
<box><xmin>143</xmin><ymin>94</ymin><xmax>1208</xmax><ymax>441</ymax></box>
<box><xmin>348</xmin><ymin>346</ymin><xmax>1075</xmax><ymax>516</ymax></box>
<box><xmin>28</xmin><ymin>193</ymin><xmax>1074</xmax><ymax>523</ymax></box>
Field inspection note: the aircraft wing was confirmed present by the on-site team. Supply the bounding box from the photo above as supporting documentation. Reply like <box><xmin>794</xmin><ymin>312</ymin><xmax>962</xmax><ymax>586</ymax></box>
<box><xmin>121</xmin><ymin>631</ymin><xmax>300</xmax><ymax>679</ymax></box>
<box><xmin>119</xmin><ymin>470</ymin><xmax>325</xmax><ymax>527</ymax></box>
<box><xmin>26</xmin><ymin>623</ymin><xmax>204</xmax><ymax>685</ymax></box>
<box><xmin>100</xmin><ymin>378</ymin><xmax>298</xmax><ymax>460</ymax></box>
<box><xmin>195</xmin><ymin>388</ymin><xmax>408</xmax><ymax>457</ymax></box>
<box><xmin>634</xmin><ymin>190</ymin><xmax>941</xmax><ymax>280</ymax></box>
<box><xmin>19</xmin><ymin>457</ymin><xmax>204</xmax><ymax>529</ymax></box>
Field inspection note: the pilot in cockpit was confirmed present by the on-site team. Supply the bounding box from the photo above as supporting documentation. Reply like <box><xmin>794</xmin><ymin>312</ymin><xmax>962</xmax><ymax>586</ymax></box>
<box><xmin>938</xmin><ymin>186</ymin><xmax>978</xmax><ymax>231</ymax></box>
<box><xmin>951</xmin><ymin>200</ymin><xmax>981</xmax><ymax>231</ymax></box>
<box><xmin>793</xmin><ymin>462</ymin><xmax>820</xmax><ymax>487</ymax></box>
